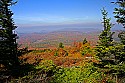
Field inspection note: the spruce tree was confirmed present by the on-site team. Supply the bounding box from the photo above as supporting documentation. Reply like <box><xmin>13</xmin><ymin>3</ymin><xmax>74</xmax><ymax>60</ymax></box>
<box><xmin>0</xmin><ymin>0</ymin><xmax>19</xmax><ymax>69</ymax></box>
<box><xmin>95</xmin><ymin>8</ymin><xmax>118</xmax><ymax>82</ymax></box>
<box><xmin>96</xmin><ymin>8</ymin><xmax>115</xmax><ymax>66</ymax></box>
<box><xmin>95</xmin><ymin>1</ymin><xmax>125</xmax><ymax>81</ymax></box>
<box><xmin>83</xmin><ymin>38</ymin><xmax>87</xmax><ymax>45</ymax></box>
<box><xmin>114</xmin><ymin>0</ymin><xmax>125</xmax><ymax>28</ymax></box>
<box><xmin>59</xmin><ymin>42</ymin><xmax>64</xmax><ymax>48</ymax></box>
<box><xmin>112</xmin><ymin>0</ymin><xmax>125</xmax><ymax>81</ymax></box>
<box><xmin>113</xmin><ymin>0</ymin><xmax>125</xmax><ymax>46</ymax></box>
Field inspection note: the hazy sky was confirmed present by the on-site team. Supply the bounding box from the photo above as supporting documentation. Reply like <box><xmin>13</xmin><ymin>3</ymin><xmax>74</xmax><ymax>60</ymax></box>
<box><xmin>11</xmin><ymin>0</ymin><xmax>117</xmax><ymax>33</ymax></box>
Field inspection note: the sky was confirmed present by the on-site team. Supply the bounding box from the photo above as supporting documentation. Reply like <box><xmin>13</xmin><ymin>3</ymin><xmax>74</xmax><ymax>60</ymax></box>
<box><xmin>10</xmin><ymin>0</ymin><xmax>118</xmax><ymax>33</ymax></box>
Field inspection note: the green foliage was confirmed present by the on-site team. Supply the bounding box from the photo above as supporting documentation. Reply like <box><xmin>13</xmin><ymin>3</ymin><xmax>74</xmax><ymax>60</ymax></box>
<box><xmin>51</xmin><ymin>62</ymin><xmax>105</xmax><ymax>83</ymax></box>
<box><xmin>113</xmin><ymin>44</ymin><xmax>125</xmax><ymax>64</ymax></box>
<box><xmin>96</xmin><ymin>8</ymin><xmax>115</xmax><ymax>64</ymax></box>
<box><xmin>114</xmin><ymin>1</ymin><xmax>125</xmax><ymax>28</ymax></box>
<box><xmin>95</xmin><ymin>10</ymin><xmax>117</xmax><ymax>77</ymax></box>
<box><xmin>114</xmin><ymin>0</ymin><xmax>125</xmax><ymax>44</ymax></box>
<box><xmin>80</xmin><ymin>43</ymin><xmax>94</xmax><ymax>56</ymax></box>
<box><xmin>65</xmin><ymin>52</ymin><xmax>68</xmax><ymax>56</ymax></box>
<box><xmin>10</xmin><ymin>60</ymin><xmax>107</xmax><ymax>83</ymax></box>
<box><xmin>35</xmin><ymin>60</ymin><xmax>56</xmax><ymax>72</ymax></box>
<box><xmin>11</xmin><ymin>60</ymin><xmax>56</xmax><ymax>83</ymax></box>
<box><xmin>32</xmin><ymin>49</ymin><xmax>52</xmax><ymax>53</ymax></box>
<box><xmin>113</xmin><ymin>1</ymin><xmax>125</xmax><ymax>81</ymax></box>
<box><xmin>81</xmin><ymin>46</ymin><xmax>91</xmax><ymax>56</ymax></box>
<box><xmin>95</xmin><ymin>8</ymin><xmax>117</xmax><ymax>82</ymax></box>
<box><xmin>51</xmin><ymin>67</ymin><xmax>83</xmax><ymax>83</ymax></box>
<box><xmin>118</xmin><ymin>31</ymin><xmax>125</xmax><ymax>44</ymax></box>
<box><xmin>98</xmin><ymin>8</ymin><xmax>115</xmax><ymax>47</ymax></box>
<box><xmin>96</xmin><ymin>7</ymin><xmax>125</xmax><ymax>82</ymax></box>
<box><xmin>83</xmin><ymin>38</ymin><xmax>88</xmax><ymax>45</ymax></box>
<box><xmin>54</xmin><ymin>51</ymin><xmax>58</xmax><ymax>56</ymax></box>
<box><xmin>0</xmin><ymin>0</ymin><xmax>19</xmax><ymax>69</ymax></box>
<box><xmin>59</xmin><ymin>42</ymin><xmax>64</xmax><ymax>48</ymax></box>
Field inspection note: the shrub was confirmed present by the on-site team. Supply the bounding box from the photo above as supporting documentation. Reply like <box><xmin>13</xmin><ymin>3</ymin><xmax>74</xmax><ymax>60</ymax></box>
<box><xmin>51</xmin><ymin>62</ymin><xmax>105</xmax><ymax>83</ymax></box>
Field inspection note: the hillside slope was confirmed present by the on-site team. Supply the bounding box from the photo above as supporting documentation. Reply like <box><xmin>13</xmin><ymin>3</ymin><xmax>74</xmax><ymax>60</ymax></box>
<box><xmin>18</xmin><ymin>31</ymin><xmax>99</xmax><ymax>49</ymax></box>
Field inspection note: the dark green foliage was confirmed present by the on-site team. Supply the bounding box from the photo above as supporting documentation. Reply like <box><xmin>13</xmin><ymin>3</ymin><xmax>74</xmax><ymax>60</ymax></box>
<box><xmin>10</xmin><ymin>60</ymin><xmax>57</xmax><ymax>83</ymax></box>
<box><xmin>98</xmin><ymin>8</ymin><xmax>115</xmax><ymax>47</ymax></box>
<box><xmin>114</xmin><ymin>0</ymin><xmax>125</xmax><ymax>44</ymax></box>
<box><xmin>114</xmin><ymin>1</ymin><xmax>125</xmax><ymax>28</ymax></box>
<box><xmin>59</xmin><ymin>42</ymin><xmax>64</xmax><ymax>48</ymax></box>
<box><xmin>51</xmin><ymin>62</ymin><xmax>105</xmax><ymax>83</ymax></box>
<box><xmin>112</xmin><ymin>0</ymin><xmax>125</xmax><ymax>81</ymax></box>
<box><xmin>81</xmin><ymin>44</ymin><xmax>93</xmax><ymax>56</ymax></box>
<box><xmin>114</xmin><ymin>0</ymin><xmax>125</xmax><ymax>64</ymax></box>
<box><xmin>11</xmin><ymin>60</ymin><xmax>106</xmax><ymax>83</ymax></box>
<box><xmin>0</xmin><ymin>0</ymin><xmax>19</xmax><ymax>69</ymax></box>
<box><xmin>95</xmin><ymin>9</ymin><xmax>119</xmax><ymax>82</ymax></box>
<box><xmin>96</xmin><ymin>7</ymin><xmax>125</xmax><ymax>82</ymax></box>
<box><xmin>118</xmin><ymin>31</ymin><xmax>125</xmax><ymax>44</ymax></box>
<box><xmin>96</xmin><ymin>8</ymin><xmax>115</xmax><ymax>64</ymax></box>
<box><xmin>83</xmin><ymin>38</ymin><xmax>87</xmax><ymax>44</ymax></box>
<box><xmin>54</xmin><ymin>51</ymin><xmax>58</xmax><ymax>56</ymax></box>
<box><xmin>65</xmin><ymin>52</ymin><xmax>68</xmax><ymax>56</ymax></box>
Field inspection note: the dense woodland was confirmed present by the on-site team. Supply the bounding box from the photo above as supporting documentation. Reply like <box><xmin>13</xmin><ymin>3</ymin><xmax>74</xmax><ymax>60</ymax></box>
<box><xmin>0</xmin><ymin>0</ymin><xmax>125</xmax><ymax>83</ymax></box>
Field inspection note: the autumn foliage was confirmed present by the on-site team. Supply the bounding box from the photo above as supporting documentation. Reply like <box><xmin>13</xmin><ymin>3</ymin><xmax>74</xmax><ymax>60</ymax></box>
<box><xmin>19</xmin><ymin>41</ymin><xmax>96</xmax><ymax>67</ymax></box>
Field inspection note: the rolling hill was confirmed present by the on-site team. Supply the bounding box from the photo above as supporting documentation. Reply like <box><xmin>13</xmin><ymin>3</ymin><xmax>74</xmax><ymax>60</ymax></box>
<box><xmin>17</xmin><ymin>27</ymin><xmax>121</xmax><ymax>49</ymax></box>
<box><xmin>18</xmin><ymin>30</ymin><xmax>99</xmax><ymax>49</ymax></box>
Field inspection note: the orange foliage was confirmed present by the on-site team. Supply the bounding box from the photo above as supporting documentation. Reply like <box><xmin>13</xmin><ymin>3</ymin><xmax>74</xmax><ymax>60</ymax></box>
<box><xmin>19</xmin><ymin>41</ymin><xmax>98</xmax><ymax>67</ymax></box>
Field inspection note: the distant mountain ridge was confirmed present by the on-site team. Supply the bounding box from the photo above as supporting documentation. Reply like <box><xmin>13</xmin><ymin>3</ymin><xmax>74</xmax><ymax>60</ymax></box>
<box><xmin>17</xmin><ymin>27</ymin><xmax>102</xmax><ymax>34</ymax></box>
<box><xmin>18</xmin><ymin>30</ymin><xmax>99</xmax><ymax>48</ymax></box>
<box><xmin>58</xmin><ymin>28</ymin><xmax>101</xmax><ymax>33</ymax></box>
<box><xmin>17</xmin><ymin>28</ymin><xmax>120</xmax><ymax>49</ymax></box>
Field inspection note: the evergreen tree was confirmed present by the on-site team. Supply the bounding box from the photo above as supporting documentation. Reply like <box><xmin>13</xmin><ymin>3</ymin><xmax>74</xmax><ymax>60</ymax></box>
<box><xmin>95</xmin><ymin>3</ymin><xmax>125</xmax><ymax>81</ymax></box>
<box><xmin>83</xmin><ymin>38</ymin><xmax>87</xmax><ymax>45</ymax></box>
<box><xmin>0</xmin><ymin>0</ymin><xmax>19</xmax><ymax>69</ymax></box>
<box><xmin>112</xmin><ymin>0</ymin><xmax>125</xmax><ymax>81</ymax></box>
<box><xmin>96</xmin><ymin>8</ymin><xmax>115</xmax><ymax>65</ymax></box>
<box><xmin>114</xmin><ymin>0</ymin><xmax>125</xmax><ymax>28</ymax></box>
<box><xmin>95</xmin><ymin>8</ymin><xmax>118</xmax><ymax>82</ymax></box>
<box><xmin>114</xmin><ymin>0</ymin><xmax>125</xmax><ymax>44</ymax></box>
<box><xmin>59</xmin><ymin>42</ymin><xmax>64</xmax><ymax>48</ymax></box>
<box><xmin>113</xmin><ymin>0</ymin><xmax>125</xmax><ymax>63</ymax></box>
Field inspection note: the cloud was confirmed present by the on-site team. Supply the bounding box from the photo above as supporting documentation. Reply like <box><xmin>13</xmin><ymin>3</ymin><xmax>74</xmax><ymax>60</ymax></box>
<box><xmin>16</xmin><ymin>22</ymin><xmax>102</xmax><ymax>33</ymax></box>
<box><xmin>17</xmin><ymin>21</ymin><xmax>102</xmax><ymax>29</ymax></box>
<box><xmin>13</xmin><ymin>13</ymin><xmax>100</xmax><ymax>26</ymax></box>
